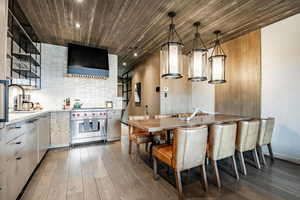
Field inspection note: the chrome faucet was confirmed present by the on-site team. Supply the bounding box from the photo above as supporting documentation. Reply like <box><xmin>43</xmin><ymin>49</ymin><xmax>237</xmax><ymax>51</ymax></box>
<box><xmin>8</xmin><ymin>84</ymin><xmax>25</xmax><ymax>99</ymax></box>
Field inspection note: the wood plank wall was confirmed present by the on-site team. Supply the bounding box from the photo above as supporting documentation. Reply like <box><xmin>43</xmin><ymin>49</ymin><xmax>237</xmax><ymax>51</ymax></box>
<box><xmin>215</xmin><ymin>30</ymin><xmax>261</xmax><ymax>117</ymax></box>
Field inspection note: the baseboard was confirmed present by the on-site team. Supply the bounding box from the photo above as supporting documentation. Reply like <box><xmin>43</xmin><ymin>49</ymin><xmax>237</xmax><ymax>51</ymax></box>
<box><xmin>271</xmin><ymin>152</ymin><xmax>300</xmax><ymax>165</ymax></box>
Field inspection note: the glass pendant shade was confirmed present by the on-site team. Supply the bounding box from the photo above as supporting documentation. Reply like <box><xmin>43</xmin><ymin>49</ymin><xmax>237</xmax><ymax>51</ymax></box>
<box><xmin>188</xmin><ymin>22</ymin><xmax>208</xmax><ymax>81</ymax></box>
<box><xmin>161</xmin><ymin>42</ymin><xmax>183</xmax><ymax>79</ymax></box>
<box><xmin>161</xmin><ymin>12</ymin><xmax>184</xmax><ymax>79</ymax></box>
<box><xmin>188</xmin><ymin>49</ymin><xmax>207</xmax><ymax>81</ymax></box>
<box><xmin>208</xmin><ymin>30</ymin><xmax>226</xmax><ymax>84</ymax></box>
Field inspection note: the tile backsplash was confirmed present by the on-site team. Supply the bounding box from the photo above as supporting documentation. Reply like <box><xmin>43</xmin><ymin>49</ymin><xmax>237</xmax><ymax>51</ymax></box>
<box><xmin>28</xmin><ymin>43</ymin><xmax>119</xmax><ymax>110</ymax></box>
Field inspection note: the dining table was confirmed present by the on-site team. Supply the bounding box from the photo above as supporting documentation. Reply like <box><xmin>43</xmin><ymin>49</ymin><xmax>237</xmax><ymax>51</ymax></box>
<box><xmin>127</xmin><ymin>113</ymin><xmax>254</xmax><ymax>158</ymax></box>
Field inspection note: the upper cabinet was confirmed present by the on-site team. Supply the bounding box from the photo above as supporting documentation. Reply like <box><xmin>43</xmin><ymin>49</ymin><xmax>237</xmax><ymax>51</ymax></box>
<box><xmin>6</xmin><ymin>0</ymin><xmax>41</xmax><ymax>89</ymax></box>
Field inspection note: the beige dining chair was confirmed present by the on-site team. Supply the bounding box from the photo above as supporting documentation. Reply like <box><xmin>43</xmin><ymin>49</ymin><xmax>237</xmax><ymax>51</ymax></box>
<box><xmin>236</xmin><ymin>120</ymin><xmax>261</xmax><ymax>175</ymax></box>
<box><xmin>208</xmin><ymin>122</ymin><xmax>239</xmax><ymax>188</ymax></box>
<box><xmin>154</xmin><ymin>114</ymin><xmax>176</xmax><ymax>119</ymax></box>
<box><xmin>153</xmin><ymin>126</ymin><xmax>208</xmax><ymax>199</ymax></box>
<box><xmin>128</xmin><ymin>115</ymin><xmax>151</xmax><ymax>160</ymax></box>
<box><xmin>257</xmin><ymin>118</ymin><xmax>275</xmax><ymax>166</ymax></box>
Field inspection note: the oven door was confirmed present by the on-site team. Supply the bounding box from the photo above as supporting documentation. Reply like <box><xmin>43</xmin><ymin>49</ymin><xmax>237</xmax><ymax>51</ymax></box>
<box><xmin>71</xmin><ymin>118</ymin><xmax>107</xmax><ymax>142</ymax></box>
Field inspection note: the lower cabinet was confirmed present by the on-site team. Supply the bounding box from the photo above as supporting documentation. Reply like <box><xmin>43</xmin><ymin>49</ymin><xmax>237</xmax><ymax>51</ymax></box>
<box><xmin>0</xmin><ymin>129</ymin><xmax>7</xmax><ymax>200</ymax></box>
<box><xmin>50</xmin><ymin>112</ymin><xmax>70</xmax><ymax>147</ymax></box>
<box><xmin>37</xmin><ymin>114</ymin><xmax>50</xmax><ymax>162</ymax></box>
<box><xmin>2</xmin><ymin>114</ymin><xmax>51</xmax><ymax>200</ymax></box>
<box><xmin>107</xmin><ymin>110</ymin><xmax>121</xmax><ymax>141</ymax></box>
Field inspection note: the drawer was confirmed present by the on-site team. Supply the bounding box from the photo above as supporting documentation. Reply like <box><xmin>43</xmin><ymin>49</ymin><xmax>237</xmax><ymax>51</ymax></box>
<box><xmin>6</xmin><ymin>133</ymin><xmax>26</xmax><ymax>160</ymax></box>
<box><xmin>4</xmin><ymin>123</ymin><xmax>26</xmax><ymax>143</ymax></box>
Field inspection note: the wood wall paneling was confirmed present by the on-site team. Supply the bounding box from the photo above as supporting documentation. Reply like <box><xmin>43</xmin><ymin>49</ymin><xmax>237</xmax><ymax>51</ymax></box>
<box><xmin>128</xmin><ymin>51</ymin><xmax>160</xmax><ymax>116</ymax></box>
<box><xmin>215</xmin><ymin>30</ymin><xmax>261</xmax><ymax>117</ymax></box>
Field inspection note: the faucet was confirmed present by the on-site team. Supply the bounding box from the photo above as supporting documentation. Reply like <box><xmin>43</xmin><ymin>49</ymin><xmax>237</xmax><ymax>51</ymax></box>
<box><xmin>8</xmin><ymin>84</ymin><xmax>25</xmax><ymax>99</ymax></box>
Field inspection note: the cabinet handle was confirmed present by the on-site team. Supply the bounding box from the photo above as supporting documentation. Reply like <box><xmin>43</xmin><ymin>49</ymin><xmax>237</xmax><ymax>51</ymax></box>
<box><xmin>9</xmin><ymin>125</ymin><xmax>21</xmax><ymax>130</ymax></box>
<box><xmin>27</xmin><ymin>119</ymin><xmax>38</xmax><ymax>123</ymax></box>
<box><xmin>15</xmin><ymin>141</ymin><xmax>22</xmax><ymax>145</ymax></box>
<box><xmin>16</xmin><ymin>156</ymin><xmax>22</xmax><ymax>160</ymax></box>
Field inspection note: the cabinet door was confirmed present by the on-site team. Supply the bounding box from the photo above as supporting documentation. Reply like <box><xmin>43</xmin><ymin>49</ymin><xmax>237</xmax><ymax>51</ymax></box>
<box><xmin>25</xmin><ymin>120</ymin><xmax>38</xmax><ymax>172</ymax></box>
<box><xmin>50</xmin><ymin>112</ymin><xmax>70</xmax><ymax>147</ymax></box>
<box><xmin>0</xmin><ymin>129</ymin><xmax>7</xmax><ymax>200</ymax></box>
<box><xmin>5</xmin><ymin>133</ymin><xmax>27</xmax><ymax>200</ymax></box>
<box><xmin>38</xmin><ymin>114</ymin><xmax>50</xmax><ymax>162</ymax></box>
<box><xmin>107</xmin><ymin>110</ymin><xmax>121</xmax><ymax>141</ymax></box>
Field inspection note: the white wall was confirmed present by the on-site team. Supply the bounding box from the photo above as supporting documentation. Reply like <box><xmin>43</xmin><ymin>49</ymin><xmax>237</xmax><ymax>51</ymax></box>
<box><xmin>261</xmin><ymin>14</ymin><xmax>300</xmax><ymax>164</ymax></box>
<box><xmin>30</xmin><ymin>43</ymin><xmax>119</xmax><ymax>110</ymax></box>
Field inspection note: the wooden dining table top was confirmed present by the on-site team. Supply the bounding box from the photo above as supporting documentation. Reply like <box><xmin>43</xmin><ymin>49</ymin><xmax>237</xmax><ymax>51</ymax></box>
<box><xmin>127</xmin><ymin>114</ymin><xmax>254</xmax><ymax>132</ymax></box>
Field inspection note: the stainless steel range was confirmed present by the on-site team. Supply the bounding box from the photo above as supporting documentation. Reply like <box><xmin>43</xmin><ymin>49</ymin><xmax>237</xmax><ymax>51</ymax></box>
<box><xmin>70</xmin><ymin>108</ymin><xmax>107</xmax><ymax>144</ymax></box>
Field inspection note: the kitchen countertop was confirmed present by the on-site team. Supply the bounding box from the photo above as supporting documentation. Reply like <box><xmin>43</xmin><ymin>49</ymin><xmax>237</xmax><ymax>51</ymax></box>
<box><xmin>6</xmin><ymin>108</ymin><xmax>123</xmax><ymax>126</ymax></box>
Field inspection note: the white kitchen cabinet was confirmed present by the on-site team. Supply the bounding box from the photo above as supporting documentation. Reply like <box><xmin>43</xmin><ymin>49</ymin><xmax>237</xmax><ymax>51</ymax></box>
<box><xmin>107</xmin><ymin>110</ymin><xmax>121</xmax><ymax>141</ymax></box>
<box><xmin>4</xmin><ymin>125</ymin><xmax>27</xmax><ymax>200</ymax></box>
<box><xmin>37</xmin><ymin>114</ymin><xmax>50</xmax><ymax>162</ymax></box>
<box><xmin>50</xmin><ymin>112</ymin><xmax>70</xmax><ymax>147</ymax></box>
<box><xmin>0</xmin><ymin>128</ymin><xmax>7</xmax><ymax>200</ymax></box>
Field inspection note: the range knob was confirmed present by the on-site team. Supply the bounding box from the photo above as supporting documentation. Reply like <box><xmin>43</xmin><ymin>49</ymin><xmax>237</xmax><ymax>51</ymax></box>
<box><xmin>77</xmin><ymin>114</ymin><xmax>80</xmax><ymax>117</ymax></box>
<box><xmin>92</xmin><ymin>113</ymin><xmax>95</xmax><ymax>116</ymax></box>
<box><xmin>72</xmin><ymin>114</ymin><xmax>75</xmax><ymax>117</ymax></box>
<box><xmin>84</xmin><ymin>113</ymin><xmax>87</xmax><ymax>116</ymax></box>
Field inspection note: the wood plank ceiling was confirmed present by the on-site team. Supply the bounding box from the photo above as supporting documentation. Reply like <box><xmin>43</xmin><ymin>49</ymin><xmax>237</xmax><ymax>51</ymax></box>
<box><xmin>17</xmin><ymin>0</ymin><xmax>300</xmax><ymax>74</ymax></box>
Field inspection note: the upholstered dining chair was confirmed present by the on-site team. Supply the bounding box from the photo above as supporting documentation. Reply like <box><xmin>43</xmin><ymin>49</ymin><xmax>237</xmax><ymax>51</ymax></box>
<box><xmin>153</xmin><ymin>126</ymin><xmax>208</xmax><ymax>199</ymax></box>
<box><xmin>257</xmin><ymin>118</ymin><xmax>275</xmax><ymax>166</ymax></box>
<box><xmin>236</xmin><ymin>120</ymin><xmax>261</xmax><ymax>175</ymax></box>
<box><xmin>208</xmin><ymin>122</ymin><xmax>239</xmax><ymax>188</ymax></box>
<box><xmin>177</xmin><ymin>113</ymin><xmax>192</xmax><ymax>118</ymax></box>
<box><xmin>128</xmin><ymin>115</ymin><xmax>151</xmax><ymax>160</ymax></box>
<box><xmin>154</xmin><ymin>114</ymin><xmax>176</xmax><ymax>119</ymax></box>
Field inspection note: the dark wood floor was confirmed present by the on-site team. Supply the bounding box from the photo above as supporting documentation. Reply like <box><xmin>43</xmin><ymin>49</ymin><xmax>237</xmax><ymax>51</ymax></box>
<box><xmin>21</xmin><ymin>137</ymin><xmax>300</xmax><ymax>200</ymax></box>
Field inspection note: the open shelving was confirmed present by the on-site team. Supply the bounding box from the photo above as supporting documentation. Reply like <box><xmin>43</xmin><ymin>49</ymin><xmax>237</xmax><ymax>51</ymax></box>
<box><xmin>7</xmin><ymin>0</ymin><xmax>41</xmax><ymax>89</ymax></box>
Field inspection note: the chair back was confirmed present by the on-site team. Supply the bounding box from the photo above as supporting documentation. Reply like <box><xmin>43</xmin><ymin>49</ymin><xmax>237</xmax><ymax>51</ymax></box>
<box><xmin>173</xmin><ymin>126</ymin><xmax>208</xmax><ymax>171</ymax></box>
<box><xmin>236</xmin><ymin>120</ymin><xmax>260</xmax><ymax>152</ymax></box>
<box><xmin>128</xmin><ymin>115</ymin><xmax>150</xmax><ymax>135</ymax></box>
<box><xmin>177</xmin><ymin>113</ymin><xmax>192</xmax><ymax>118</ymax></box>
<box><xmin>154</xmin><ymin>114</ymin><xmax>175</xmax><ymax>119</ymax></box>
<box><xmin>257</xmin><ymin>118</ymin><xmax>275</xmax><ymax>146</ymax></box>
<box><xmin>209</xmin><ymin>122</ymin><xmax>237</xmax><ymax>160</ymax></box>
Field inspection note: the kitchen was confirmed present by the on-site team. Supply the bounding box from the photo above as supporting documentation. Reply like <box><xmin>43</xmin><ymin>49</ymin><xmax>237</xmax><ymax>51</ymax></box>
<box><xmin>1</xmin><ymin>0</ymin><xmax>300</xmax><ymax>200</ymax></box>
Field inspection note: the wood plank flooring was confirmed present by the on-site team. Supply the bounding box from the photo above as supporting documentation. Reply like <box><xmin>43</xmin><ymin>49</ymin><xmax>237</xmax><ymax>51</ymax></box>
<box><xmin>21</xmin><ymin>137</ymin><xmax>300</xmax><ymax>200</ymax></box>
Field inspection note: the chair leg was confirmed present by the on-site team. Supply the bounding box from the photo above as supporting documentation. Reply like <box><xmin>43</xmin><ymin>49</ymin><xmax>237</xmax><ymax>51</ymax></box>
<box><xmin>201</xmin><ymin>165</ymin><xmax>208</xmax><ymax>191</ymax></box>
<box><xmin>145</xmin><ymin>143</ymin><xmax>149</xmax><ymax>152</ymax></box>
<box><xmin>175</xmin><ymin>170</ymin><xmax>183</xmax><ymax>199</ymax></box>
<box><xmin>136</xmin><ymin>143</ymin><xmax>140</xmax><ymax>162</ymax></box>
<box><xmin>128</xmin><ymin>140</ymin><xmax>132</xmax><ymax>155</ymax></box>
<box><xmin>252</xmin><ymin>149</ymin><xmax>261</xmax><ymax>169</ymax></box>
<box><xmin>153</xmin><ymin>157</ymin><xmax>159</xmax><ymax>180</ymax></box>
<box><xmin>231</xmin><ymin>155</ymin><xmax>239</xmax><ymax>180</ymax></box>
<box><xmin>238</xmin><ymin>152</ymin><xmax>247</xmax><ymax>175</ymax></box>
<box><xmin>267</xmin><ymin>143</ymin><xmax>274</xmax><ymax>162</ymax></box>
<box><xmin>212</xmin><ymin>160</ymin><xmax>221</xmax><ymax>188</ymax></box>
<box><xmin>257</xmin><ymin>146</ymin><xmax>267</xmax><ymax>166</ymax></box>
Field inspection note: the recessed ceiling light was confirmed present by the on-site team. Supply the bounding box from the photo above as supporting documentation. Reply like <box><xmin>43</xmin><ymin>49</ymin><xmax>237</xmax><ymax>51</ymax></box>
<box><xmin>133</xmin><ymin>52</ymin><xmax>138</xmax><ymax>57</ymax></box>
<box><xmin>122</xmin><ymin>62</ymin><xmax>127</xmax><ymax>66</ymax></box>
<box><xmin>76</xmin><ymin>0</ymin><xmax>84</xmax><ymax>3</ymax></box>
<box><xmin>75</xmin><ymin>23</ymin><xmax>80</xmax><ymax>28</ymax></box>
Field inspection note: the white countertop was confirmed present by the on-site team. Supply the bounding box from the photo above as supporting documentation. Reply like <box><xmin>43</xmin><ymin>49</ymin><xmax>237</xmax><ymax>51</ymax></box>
<box><xmin>7</xmin><ymin>110</ymin><xmax>69</xmax><ymax>125</ymax></box>
<box><xmin>6</xmin><ymin>108</ymin><xmax>123</xmax><ymax>126</ymax></box>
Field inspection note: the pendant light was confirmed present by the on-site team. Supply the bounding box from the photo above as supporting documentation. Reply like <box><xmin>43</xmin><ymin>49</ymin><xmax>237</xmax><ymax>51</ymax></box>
<box><xmin>208</xmin><ymin>30</ymin><xmax>226</xmax><ymax>84</ymax></box>
<box><xmin>188</xmin><ymin>22</ymin><xmax>208</xmax><ymax>82</ymax></box>
<box><xmin>161</xmin><ymin>11</ymin><xmax>184</xmax><ymax>79</ymax></box>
